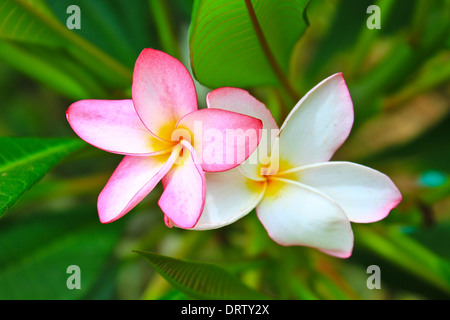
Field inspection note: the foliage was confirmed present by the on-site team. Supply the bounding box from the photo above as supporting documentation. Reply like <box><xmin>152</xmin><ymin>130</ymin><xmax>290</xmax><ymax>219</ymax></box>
<box><xmin>0</xmin><ymin>0</ymin><xmax>449</xmax><ymax>300</ymax></box>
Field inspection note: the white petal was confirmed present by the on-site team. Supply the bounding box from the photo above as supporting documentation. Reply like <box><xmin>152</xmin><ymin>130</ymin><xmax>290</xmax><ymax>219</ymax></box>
<box><xmin>193</xmin><ymin>167</ymin><xmax>265</xmax><ymax>230</ymax></box>
<box><xmin>256</xmin><ymin>177</ymin><xmax>353</xmax><ymax>258</ymax></box>
<box><xmin>279</xmin><ymin>162</ymin><xmax>402</xmax><ymax>223</ymax></box>
<box><xmin>278</xmin><ymin>73</ymin><xmax>354</xmax><ymax>168</ymax></box>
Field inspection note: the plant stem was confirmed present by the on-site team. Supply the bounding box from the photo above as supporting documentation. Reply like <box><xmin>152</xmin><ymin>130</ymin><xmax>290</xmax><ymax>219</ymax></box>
<box><xmin>244</xmin><ymin>0</ymin><xmax>300</xmax><ymax>103</ymax></box>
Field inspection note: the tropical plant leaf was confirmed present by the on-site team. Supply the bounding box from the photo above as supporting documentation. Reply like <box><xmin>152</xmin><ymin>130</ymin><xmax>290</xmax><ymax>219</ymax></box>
<box><xmin>366</xmin><ymin>113</ymin><xmax>450</xmax><ymax>174</ymax></box>
<box><xmin>0</xmin><ymin>0</ymin><xmax>64</xmax><ymax>46</ymax></box>
<box><xmin>0</xmin><ymin>206</ymin><xmax>123</xmax><ymax>299</ymax></box>
<box><xmin>0</xmin><ymin>137</ymin><xmax>85</xmax><ymax>217</ymax></box>
<box><xmin>135</xmin><ymin>251</ymin><xmax>269</xmax><ymax>300</ymax></box>
<box><xmin>189</xmin><ymin>0</ymin><xmax>310</xmax><ymax>89</ymax></box>
<box><xmin>0</xmin><ymin>0</ymin><xmax>132</xmax><ymax>88</ymax></box>
<box><xmin>0</xmin><ymin>41</ymin><xmax>107</xmax><ymax>99</ymax></box>
<box><xmin>45</xmin><ymin>0</ymin><xmax>156</xmax><ymax>69</ymax></box>
<box><xmin>355</xmin><ymin>225</ymin><xmax>450</xmax><ymax>295</ymax></box>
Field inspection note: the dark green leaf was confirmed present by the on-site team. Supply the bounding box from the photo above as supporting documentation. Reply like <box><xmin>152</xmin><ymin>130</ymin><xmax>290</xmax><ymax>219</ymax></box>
<box><xmin>189</xmin><ymin>0</ymin><xmax>309</xmax><ymax>88</ymax></box>
<box><xmin>0</xmin><ymin>137</ymin><xmax>85</xmax><ymax>217</ymax></box>
<box><xmin>355</xmin><ymin>225</ymin><xmax>450</xmax><ymax>295</ymax></box>
<box><xmin>45</xmin><ymin>0</ymin><xmax>156</xmax><ymax>69</ymax></box>
<box><xmin>301</xmin><ymin>0</ymin><xmax>414</xmax><ymax>85</ymax></box>
<box><xmin>409</xmin><ymin>223</ymin><xmax>450</xmax><ymax>260</ymax></box>
<box><xmin>0</xmin><ymin>206</ymin><xmax>122</xmax><ymax>299</ymax></box>
<box><xmin>367</xmin><ymin>114</ymin><xmax>450</xmax><ymax>174</ymax></box>
<box><xmin>0</xmin><ymin>0</ymin><xmax>132</xmax><ymax>89</ymax></box>
<box><xmin>135</xmin><ymin>251</ymin><xmax>269</xmax><ymax>300</ymax></box>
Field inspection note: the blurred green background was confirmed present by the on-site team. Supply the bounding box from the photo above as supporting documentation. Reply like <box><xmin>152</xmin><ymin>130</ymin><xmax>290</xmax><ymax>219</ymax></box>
<box><xmin>0</xmin><ymin>0</ymin><xmax>449</xmax><ymax>300</ymax></box>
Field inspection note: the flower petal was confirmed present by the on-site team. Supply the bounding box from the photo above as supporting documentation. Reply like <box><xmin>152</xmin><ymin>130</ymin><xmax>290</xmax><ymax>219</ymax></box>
<box><xmin>132</xmin><ymin>49</ymin><xmax>198</xmax><ymax>140</ymax></box>
<box><xmin>176</xmin><ymin>108</ymin><xmax>263</xmax><ymax>172</ymax></box>
<box><xmin>206</xmin><ymin>87</ymin><xmax>279</xmax><ymax>135</ymax></box>
<box><xmin>193</xmin><ymin>168</ymin><xmax>266</xmax><ymax>230</ymax></box>
<box><xmin>97</xmin><ymin>146</ymin><xmax>181</xmax><ymax>224</ymax></box>
<box><xmin>256</xmin><ymin>177</ymin><xmax>354</xmax><ymax>258</ymax></box>
<box><xmin>278</xmin><ymin>73</ymin><xmax>354</xmax><ymax>169</ymax></box>
<box><xmin>207</xmin><ymin>87</ymin><xmax>279</xmax><ymax>180</ymax></box>
<box><xmin>66</xmin><ymin>99</ymin><xmax>172</xmax><ymax>155</ymax></box>
<box><xmin>158</xmin><ymin>141</ymin><xmax>206</xmax><ymax>229</ymax></box>
<box><xmin>279</xmin><ymin>162</ymin><xmax>402</xmax><ymax>223</ymax></box>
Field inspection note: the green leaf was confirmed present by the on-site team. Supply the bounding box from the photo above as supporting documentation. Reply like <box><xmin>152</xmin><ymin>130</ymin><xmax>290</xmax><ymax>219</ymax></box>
<box><xmin>367</xmin><ymin>113</ymin><xmax>450</xmax><ymax>174</ymax></box>
<box><xmin>135</xmin><ymin>251</ymin><xmax>269</xmax><ymax>300</ymax></box>
<box><xmin>348</xmin><ymin>0</ymin><xmax>450</xmax><ymax>124</ymax></box>
<box><xmin>0</xmin><ymin>137</ymin><xmax>85</xmax><ymax>217</ymax></box>
<box><xmin>0</xmin><ymin>0</ymin><xmax>132</xmax><ymax>88</ymax></box>
<box><xmin>409</xmin><ymin>222</ymin><xmax>450</xmax><ymax>260</ymax></box>
<box><xmin>0</xmin><ymin>0</ymin><xmax>63</xmax><ymax>46</ymax></box>
<box><xmin>355</xmin><ymin>225</ymin><xmax>450</xmax><ymax>295</ymax></box>
<box><xmin>0</xmin><ymin>206</ymin><xmax>123</xmax><ymax>299</ymax></box>
<box><xmin>0</xmin><ymin>41</ymin><xmax>107</xmax><ymax>99</ymax></box>
<box><xmin>189</xmin><ymin>0</ymin><xmax>309</xmax><ymax>91</ymax></box>
<box><xmin>45</xmin><ymin>0</ymin><xmax>156</xmax><ymax>69</ymax></box>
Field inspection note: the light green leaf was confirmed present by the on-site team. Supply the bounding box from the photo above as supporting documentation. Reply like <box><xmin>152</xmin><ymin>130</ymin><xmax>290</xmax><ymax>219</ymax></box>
<box><xmin>135</xmin><ymin>251</ymin><xmax>269</xmax><ymax>300</ymax></box>
<box><xmin>189</xmin><ymin>0</ymin><xmax>309</xmax><ymax>92</ymax></box>
<box><xmin>0</xmin><ymin>137</ymin><xmax>85</xmax><ymax>217</ymax></box>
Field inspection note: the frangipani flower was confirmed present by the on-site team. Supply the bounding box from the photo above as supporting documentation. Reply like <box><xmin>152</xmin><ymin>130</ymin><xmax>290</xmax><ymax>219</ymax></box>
<box><xmin>194</xmin><ymin>74</ymin><xmax>402</xmax><ymax>258</ymax></box>
<box><xmin>66</xmin><ymin>49</ymin><xmax>262</xmax><ymax>228</ymax></box>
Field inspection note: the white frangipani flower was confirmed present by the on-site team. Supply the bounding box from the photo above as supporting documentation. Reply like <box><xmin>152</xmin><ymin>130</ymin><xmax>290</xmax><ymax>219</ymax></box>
<box><xmin>193</xmin><ymin>73</ymin><xmax>402</xmax><ymax>258</ymax></box>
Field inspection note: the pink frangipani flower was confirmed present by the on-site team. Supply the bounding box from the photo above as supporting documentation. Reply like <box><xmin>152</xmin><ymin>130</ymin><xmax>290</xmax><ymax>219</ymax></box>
<box><xmin>193</xmin><ymin>73</ymin><xmax>402</xmax><ymax>258</ymax></box>
<box><xmin>66</xmin><ymin>49</ymin><xmax>262</xmax><ymax>228</ymax></box>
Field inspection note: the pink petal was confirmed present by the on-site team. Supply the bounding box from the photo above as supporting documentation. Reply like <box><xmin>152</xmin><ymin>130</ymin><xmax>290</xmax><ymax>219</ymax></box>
<box><xmin>175</xmin><ymin>108</ymin><xmax>263</xmax><ymax>172</ymax></box>
<box><xmin>278</xmin><ymin>73</ymin><xmax>354</xmax><ymax>168</ymax></box>
<box><xmin>206</xmin><ymin>87</ymin><xmax>279</xmax><ymax>136</ymax></box>
<box><xmin>158</xmin><ymin>141</ymin><xmax>206</xmax><ymax>229</ymax></box>
<box><xmin>279</xmin><ymin>162</ymin><xmax>402</xmax><ymax>223</ymax></box>
<box><xmin>97</xmin><ymin>145</ymin><xmax>182</xmax><ymax>223</ymax></box>
<box><xmin>206</xmin><ymin>87</ymin><xmax>279</xmax><ymax>180</ymax></box>
<box><xmin>67</xmin><ymin>99</ymin><xmax>173</xmax><ymax>155</ymax></box>
<box><xmin>256</xmin><ymin>178</ymin><xmax>354</xmax><ymax>258</ymax></box>
<box><xmin>132</xmin><ymin>49</ymin><xmax>198</xmax><ymax>140</ymax></box>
